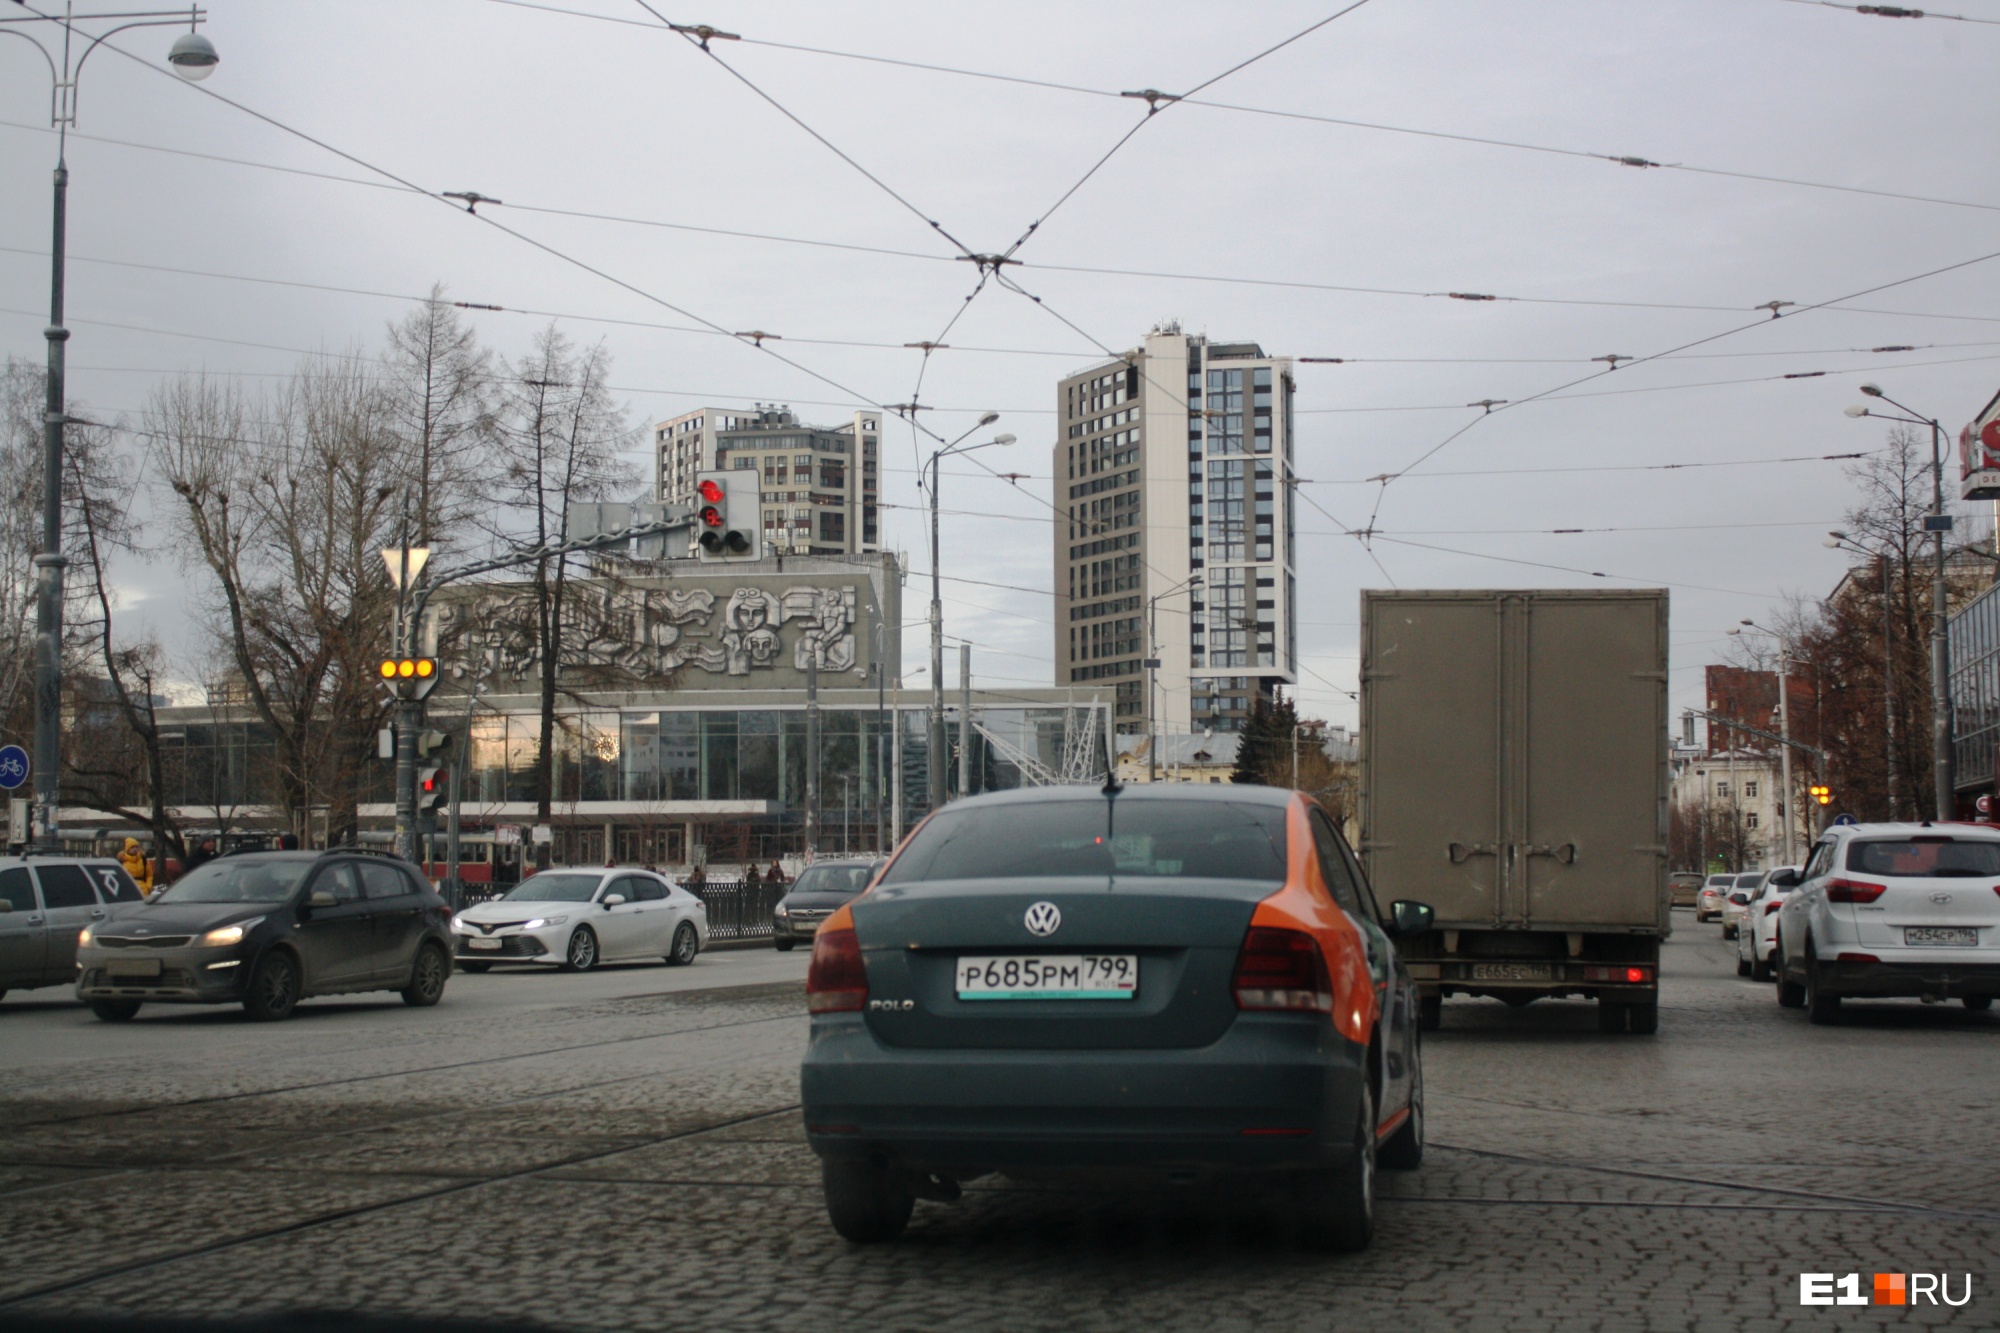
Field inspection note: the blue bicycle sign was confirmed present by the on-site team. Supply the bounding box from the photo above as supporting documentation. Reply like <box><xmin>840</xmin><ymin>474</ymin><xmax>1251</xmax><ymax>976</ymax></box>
<box><xmin>0</xmin><ymin>745</ymin><xmax>27</xmax><ymax>790</ymax></box>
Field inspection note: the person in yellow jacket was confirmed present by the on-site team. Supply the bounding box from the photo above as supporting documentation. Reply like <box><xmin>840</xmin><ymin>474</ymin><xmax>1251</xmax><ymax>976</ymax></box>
<box><xmin>117</xmin><ymin>837</ymin><xmax>153</xmax><ymax>896</ymax></box>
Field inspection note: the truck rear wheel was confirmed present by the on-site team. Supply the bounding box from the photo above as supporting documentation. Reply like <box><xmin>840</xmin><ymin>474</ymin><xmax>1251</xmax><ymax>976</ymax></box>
<box><xmin>1417</xmin><ymin>994</ymin><xmax>1442</xmax><ymax>1031</ymax></box>
<box><xmin>1596</xmin><ymin>999</ymin><xmax>1627</xmax><ymax>1033</ymax></box>
<box><xmin>1627</xmin><ymin>1000</ymin><xmax>1659</xmax><ymax>1034</ymax></box>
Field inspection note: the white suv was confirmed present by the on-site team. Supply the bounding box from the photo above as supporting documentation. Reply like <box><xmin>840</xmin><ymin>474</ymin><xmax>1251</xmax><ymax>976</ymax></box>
<box><xmin>1775</xmin><ymin>823</ymin><xmax>2000</xmax><ymax>1023</ymax></box>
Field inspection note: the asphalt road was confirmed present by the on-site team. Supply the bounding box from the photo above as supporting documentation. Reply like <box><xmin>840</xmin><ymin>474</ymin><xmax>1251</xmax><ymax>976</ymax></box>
<box><xmin>2</xmin><ymin>913</ymin><xmax>1995</xmax><ymax>1332</ymax></box>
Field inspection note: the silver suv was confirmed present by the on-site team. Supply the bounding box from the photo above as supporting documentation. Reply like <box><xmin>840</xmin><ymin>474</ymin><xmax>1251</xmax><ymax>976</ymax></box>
<box><xmin>0</xmin><ymin>857</ymin><xmax>147</xmax><ymax>1002</ymax></box>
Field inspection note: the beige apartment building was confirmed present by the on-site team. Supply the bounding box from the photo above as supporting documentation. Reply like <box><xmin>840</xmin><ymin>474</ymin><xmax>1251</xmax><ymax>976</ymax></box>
<box><xmin>655</xmin><ymin>404</ymin><xmax>881</xmax><ymax>556</ymax></box>
<box><xmin>1053</xmin><ymin>325</ymin><xmax>1298</xmax><ymax>734</ymax></box>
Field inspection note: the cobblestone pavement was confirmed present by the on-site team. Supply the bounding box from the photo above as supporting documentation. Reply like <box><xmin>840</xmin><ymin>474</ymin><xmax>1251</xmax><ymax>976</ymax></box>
<box><xmin>2</xmin><ymin>916</ymin><xmax>1995</xmax><ymax>1332</ymax></box>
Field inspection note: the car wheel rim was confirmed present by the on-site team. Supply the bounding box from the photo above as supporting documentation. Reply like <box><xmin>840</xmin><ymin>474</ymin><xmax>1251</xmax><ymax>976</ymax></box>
<box><xmin>570</xmin><ymin>932</ymin><xmax>594</xmax><ymax>968</ymax></box>
<box><xmin>675</xmin><ymin>927</ymin><xmax>695</xmax><ymax>962</ymax></box>
<box><xmin>262</xmin><ymin>961</ymin><xmax>294</xmax><ymax>1010</ymax></box>
<box><xmin>419</xmin><ymin>950</ymin><xmax>443</xmax><ymax>997</ymax></box>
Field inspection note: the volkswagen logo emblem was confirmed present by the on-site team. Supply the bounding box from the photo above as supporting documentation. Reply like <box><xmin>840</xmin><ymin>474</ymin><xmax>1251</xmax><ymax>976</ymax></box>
<box><xmin>1023</xmin><ymin>901</ymin><xmax>1062</xmax><ymax>937</ymax></box>
<box><xmin>1930</xmin><ymin>892</ymin><xmax>1953</xmax><ymax>905</ymax></box>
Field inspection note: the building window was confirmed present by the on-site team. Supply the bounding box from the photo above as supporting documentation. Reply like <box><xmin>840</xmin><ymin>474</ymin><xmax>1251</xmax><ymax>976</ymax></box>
<box><xmin>1715</xmin><ymin>781</ymin><xmax>1730</xmax><ymax>798</ymax></box>
<box><xmin>1745</xmin><ymin>781</ymin><xmax>1759</xmax><ymax>799</ymax></box>
<box><xmin>1745</xmin><ymin>812</ymin><xmax>1760</xmax><ymax>830</ymax></box>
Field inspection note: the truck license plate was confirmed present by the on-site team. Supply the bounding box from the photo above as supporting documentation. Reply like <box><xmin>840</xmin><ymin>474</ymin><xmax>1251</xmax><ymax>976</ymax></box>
<box><xmin>1471</xmin><ymin>962</ymin><xmax>1552</xmax><ymax>981</ymax></box>
<box><xmin>1905</xmin><ymin>927</ymin><xmax>1978</xmax><ymax>947</ymax></box>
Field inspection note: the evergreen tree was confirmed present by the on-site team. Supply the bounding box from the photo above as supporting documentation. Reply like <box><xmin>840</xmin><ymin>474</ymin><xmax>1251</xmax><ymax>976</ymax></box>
<box><xmin>1232</xmin><ymin>695</ymin><xmax>1277</xmax><ymax>784</ymax></box>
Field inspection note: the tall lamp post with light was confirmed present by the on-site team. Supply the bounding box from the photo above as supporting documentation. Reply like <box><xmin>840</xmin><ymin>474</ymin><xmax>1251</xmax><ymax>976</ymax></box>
<box><xmin>4</xmin><ymin>4</ymin><xmax>220</xmax><ymax>849</ymax></box>
<box><xmin>1846</xmin><ymin>384</ymin><xmax>1954</xmax><ymax>819</ymax></box>
<box><xmin>920</xmin><ymin>416</ymin><xmax>1009</xmax><ymax>811</ymax></box>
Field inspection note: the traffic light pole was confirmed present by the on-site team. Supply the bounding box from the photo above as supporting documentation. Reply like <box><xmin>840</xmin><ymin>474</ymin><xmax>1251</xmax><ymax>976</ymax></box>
<box><xmin>394</xmin><ymin>698</ymin><xmax>421</xmax><ymax>861</ymax></box>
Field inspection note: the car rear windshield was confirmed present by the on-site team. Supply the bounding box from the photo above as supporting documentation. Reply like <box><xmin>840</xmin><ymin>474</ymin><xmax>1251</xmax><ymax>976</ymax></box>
<box><xmin>153</xmin><ymin>857</ymin><xmax>310</xmax><ymax>904</ymax></box>
<box><xmin>881</xmin><ymin>797</ymin><xmax>1289</xmax><ymax>885</ymax></box>
<box><xmin>501</xmin><ymin>874</ymin><xmax>602</xmax><ymax>902</ymax></box>
<box><xmin>1735</xmin><ymin>873</ymin><xmax>1763</xmax><ymax>888</ymax></box>
<box><xmin>1846</xmin><ymin>838</ymin><xmax>2000</xmax><ymax>878</ymax></box>
<box><xmin>790</xmin><ymin>864</ymin><xmax>876</xmax><ymax>896</ymax></box>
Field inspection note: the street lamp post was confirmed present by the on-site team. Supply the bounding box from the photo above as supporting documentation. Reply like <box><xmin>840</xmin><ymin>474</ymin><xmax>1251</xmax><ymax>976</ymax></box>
<box><xmin>1144</xmin><ymin>574</ymin><xmax>1201</xmax><ymax>782</ymax></box>
<box><xmin>921</xmin><ymin>416</ymin><xmax>1009</xmax><ymax>811</ymax></box>
<box><xmin>1847</xmin><ymin>387</ymin><xmax>1954</xmax><ymax>819</ymax></box>
<box><xmin>5</xmin><ymin>4</ymin><xmax>220</xmax><ymax>849</ymax></box>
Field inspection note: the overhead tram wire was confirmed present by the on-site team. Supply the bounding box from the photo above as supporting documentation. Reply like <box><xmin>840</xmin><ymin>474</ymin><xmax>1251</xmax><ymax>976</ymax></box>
<box><xmin>11</xmin><ymin>119</ymin><xmax>2000</xmax><ymax>329</ymax></box>
<box><xmin>1773</xmin><ymin>0</ymin><xmax>2000</xmax><ymax>25</ymax></box>
<box><xmin>483</xmin><ymin>0</ymin><xmax>2000</xmax><ymax>219</ymax></box>
<box><xmin>40</xmin><ymin>7</ymin><xmax>918</xmax><ymax>439</ymax></box>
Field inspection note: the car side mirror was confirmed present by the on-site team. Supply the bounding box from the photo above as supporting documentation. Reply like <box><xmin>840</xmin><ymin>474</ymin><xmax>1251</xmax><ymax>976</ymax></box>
<box><xmin>1769</xmin><ymin>868</ymin><xmax>1799</xmax><ymax>888</ymax></box>
<box><xmin>1387</xmin><ymin>900</ymin><xmax>1435</xmax><ymax>937</ymax></box>
<box><xmin>603</xmin><ymin>894</ymin><xmax>626</xmax><ymax>908</ymax></box>
<box><xmin>308</xmin><ymin>891</ymin><xmax>337</xmax><ymax>909</ymax></box>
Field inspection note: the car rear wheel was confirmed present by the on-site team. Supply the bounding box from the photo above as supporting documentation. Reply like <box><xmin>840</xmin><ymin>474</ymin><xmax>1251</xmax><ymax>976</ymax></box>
<box><xmin>774</xmin><ymin>937</ymin><xmax>795</xmax><ymax>952</ymax></box>
<box><xmin>1735</xmin><ymin>956</ymin><xmax>1752</xmax><ymax>977</ymax></box>
<box><xmin>563</xmin><ymin>927</ymin><xmax>599</xmax><ymax>972</ymax></box>
<box><xmin>666</xmin><ymin>922</ymin><xmax>699</xmax><ymax>967</ymax></box>
<box><xmin>822</xmin><ymin>1158</ymin><xmax>914</xmax><ymax>1243</ymax></box>
<box><xmin>1751</xmin><ymin>954</ymin><xmax>1774</xmax><ymax>983</ymax></box>
<box><xmin>401</xmin><ymin>942</ymin><xmax>448</xmax><ymax>1007</ymax></box>
<box><xmin>1723</xmin><ymin>924</ymin><xmax>1737</xmax><ymax>940</ymax></box>
<box><xmin>1965</xmin><ymin>996</ymin><xmax>1993</xmax><ymax>1011</ymax></box>
<box><xmin>459</xmin><ymin>961</ymin><xmax>492</xmax><ymax>973</ymax></box>
<box><xmin>1596</xmin><ymin>998</ymin><xmax>1627</xmax><ymax>1033</ymax></box>
<box><xmin>90</xmin><ymin>999</ymin><xmax>141</xmax><ymax>1022</ymax></box>
<box><xmin>1775</xmin><ymin>945</ymin><xmax>1806</xmax><ymax>1008</ymax></box>
<box><xmin>243</xmin><ymin>952</ymin><xmax>300</xmax><ymax>1022</ymax></box>
<box><xmin>1304</xmin><ymin>1080</ymin><xmax>1375</xmax><ymax>1251</ymax></box>
<box><xmin>1804</xmin><ymin>947</ymin><xmax>1841</xmax><ymax>1025</ymax></box>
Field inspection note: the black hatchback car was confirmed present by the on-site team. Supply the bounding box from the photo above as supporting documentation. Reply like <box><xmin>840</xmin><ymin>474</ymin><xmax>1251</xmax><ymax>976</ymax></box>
<box><xmin>772</xmin><ymin>859</ymin><xmax>885</xmax><ymax>950</ymax></box>
<box><xmin>75</xmin><ymin>851</ymin><xmax>453</xmax><ymax>1022</ymax></box>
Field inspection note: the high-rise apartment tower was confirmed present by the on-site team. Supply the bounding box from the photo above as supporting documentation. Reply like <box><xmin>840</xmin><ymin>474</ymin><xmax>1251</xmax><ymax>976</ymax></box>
<box><xmin>1053</xmin><ymin>326</ymin><xmax>1297</xmax><ymax>735</ymax></box>
<box><xmin>655</xmin><ymin>404</ymin><xmax>880</xmax><ymax>556</ymax></box>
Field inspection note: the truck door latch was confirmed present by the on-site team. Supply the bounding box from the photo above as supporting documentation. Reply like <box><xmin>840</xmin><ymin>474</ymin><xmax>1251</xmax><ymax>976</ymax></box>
<box><xmin>1523</xmin><ymin>843</ymin><xmax>1578</xmax><ymax>864</ymax></box>
<box><xmin>1448</xmin><ymin>841</ymin><xmax>1499</xmax><ymax>864</ymax></box>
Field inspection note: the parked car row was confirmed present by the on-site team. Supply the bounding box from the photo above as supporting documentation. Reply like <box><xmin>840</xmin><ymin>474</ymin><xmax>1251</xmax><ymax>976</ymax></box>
<box><xmin>2</xmin><ymin>853</ymin><xmax>716</xmax><ymax>1023</ymax></box>
<box><xmin>1696</xmin><ymin>820</ymin><xmax>2000</xmax><ymax>1022</ymax></box>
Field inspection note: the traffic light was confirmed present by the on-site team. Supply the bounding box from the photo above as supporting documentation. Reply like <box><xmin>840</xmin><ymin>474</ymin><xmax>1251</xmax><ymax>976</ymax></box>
<box><xmin>378</xmin><ymin>656</ymin><xmax>440</xmax><ymax>701</ymax></box>
<box><xmin>1809</xmin><ymin>784</ymin><xmax>1832</xmax><ymax>806</ymax></box>
<box><xmin>693</xmin><ymin>470</ymin><xmax>761</xmax><ymax>561</ymax></box>
<box><xmin>418</xmin><ymin>765</ymin><xmax>447</xmax><ymax>812</ymax></box>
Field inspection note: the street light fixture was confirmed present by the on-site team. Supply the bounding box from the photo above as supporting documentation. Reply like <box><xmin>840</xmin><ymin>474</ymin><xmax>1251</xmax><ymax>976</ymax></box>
<box><xmin>921</xmin><ymin>417</ymin><xmax>1009</xmax><ymax>811</ymax></box>
<box><xmin>4</xmin><ymin>4</ymin><xmax>221</xmax><ymax>850</ymax></box>
<box><xmin>1844</xmin><ymin>388</ymin><xmax>1954</xmax><ymax>820</ymax></box>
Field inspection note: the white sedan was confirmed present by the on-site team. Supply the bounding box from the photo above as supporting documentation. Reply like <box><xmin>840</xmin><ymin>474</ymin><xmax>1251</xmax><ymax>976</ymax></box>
<box><xmin>1736</xmin><ymin>866</ymin><xmax>1799</xmax><ymax>981</ymax></box>
<box><xmin>1775</xmin><ymin>823</ymin><xmax>2000</xmax><ymax>1023</ymax></box>
<box><xmin>450</xmin><ymin>867</ymin><xmax>707</xmax><ymax>972</ymax></box>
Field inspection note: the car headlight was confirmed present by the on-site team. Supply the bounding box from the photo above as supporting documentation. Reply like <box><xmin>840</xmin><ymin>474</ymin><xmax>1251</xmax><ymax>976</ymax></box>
<box><xmin>452</xmin><ymin>916</ymin><xmax>476</xmax><ymax>933</ymax></box>
<box><xmin>77</xmin><ymin>926</ymin><xmax>93</xmax><ymax>947</ymax></box>
<box><xmin>522</xmin><ymin>916</ymin><xmax>567</xmax><ymax>931</ymax></box>
<box><xmin>198</xmin><ymin>916</ymin><xmax>264</xmax><ymax>948</ymax></box>
<box><xmin>774</xmin><ymin>904</ymin><xmax>789</xmax><ymax>917</ymax></box>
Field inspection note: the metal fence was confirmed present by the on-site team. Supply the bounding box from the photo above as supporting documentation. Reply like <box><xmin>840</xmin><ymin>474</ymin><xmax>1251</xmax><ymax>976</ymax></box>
<box><xmin>445</xmin><ymin>877</ymin><xmax>788</xmax><ymax>942</ymax></box>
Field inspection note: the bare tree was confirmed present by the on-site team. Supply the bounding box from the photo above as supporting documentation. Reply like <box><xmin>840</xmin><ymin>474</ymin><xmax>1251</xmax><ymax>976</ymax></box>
<box><xmin>485</xmin><ymin>327</ymin><xmax>638</xmax><ymax>847</ymax></box>
<box><xmin>384</xmin><ymin>287</ymin><xmax>496</xmax><ymax>551</ymax></box>
<box><xmin>147</xmin><ymin>360</ymin><xmax>403</xmax><ymax>840</ymax></box>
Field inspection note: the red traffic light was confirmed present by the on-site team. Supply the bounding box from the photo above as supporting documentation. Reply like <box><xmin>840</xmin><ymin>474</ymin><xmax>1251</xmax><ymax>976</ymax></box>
<box><xmin>698</xmin><ymin>479</ymin><xmax>725</xmax><ymax>504</ymax></box>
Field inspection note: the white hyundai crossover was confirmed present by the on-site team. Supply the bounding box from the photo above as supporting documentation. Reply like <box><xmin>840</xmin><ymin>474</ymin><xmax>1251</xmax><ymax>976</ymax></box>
<box><xmin>1775</xmin><ymin>824</ymin><xmax>2000</xmax><ymax>1023</ymax></box>
<box><xmin>451</xmin><ymin>867</ymin><xmax>707</xmax><ymax>972</ymax></box>
<box><xmin>1736</xmin><ymin>866</ymin><xmax>1799</xmax><ymax>982</ymax></box>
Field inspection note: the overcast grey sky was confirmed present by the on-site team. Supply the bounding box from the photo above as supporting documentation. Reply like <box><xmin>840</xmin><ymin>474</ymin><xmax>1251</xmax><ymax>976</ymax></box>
<box><xmin>5</xmin><ymin>0</ymin><xmax>1999</xmax><ymax>725</ymax></box>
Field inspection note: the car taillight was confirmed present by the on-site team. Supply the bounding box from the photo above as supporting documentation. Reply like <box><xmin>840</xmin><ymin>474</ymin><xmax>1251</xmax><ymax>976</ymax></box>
<box><xmin>1826</xmin><ymin>878</ymin><xmax>1886</xmax><ymax>903</ymax></box>
<box><xmin>806</xmin><ymin>927</ymin><xmax>867</xmax><ymax>1013</ymax></box>
<box><xmin>1232</xmin><ymin>926</ymin><xmax>1334</xmax><ymax>1013</ymax></box>
<box><xmin>1764</xmin><ymin>901</ymin><xmax>1784</xmax><ymax>916</ymax></box>
<box><xmin>1583</xmin><ymin>965</ymin><xmax>1654</xmax><ymax>983</ymax></box>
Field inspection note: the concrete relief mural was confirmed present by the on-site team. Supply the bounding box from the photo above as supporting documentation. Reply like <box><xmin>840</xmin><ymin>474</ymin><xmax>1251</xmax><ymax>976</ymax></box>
<box><xmin>438</xmin><ymin>579</ymin><xmax>862</xmax><ymax>684</ymax></box>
